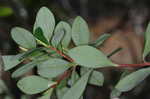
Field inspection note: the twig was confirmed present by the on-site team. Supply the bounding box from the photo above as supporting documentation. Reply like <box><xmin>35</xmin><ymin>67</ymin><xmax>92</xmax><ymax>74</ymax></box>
<box><xmin>47</xmin><ymin>46</ymin><xmax>74</xmax><ymax>62</ymax></box>
<box><xmin>51</xmin><ymin>68</ymin><xmax>73</xmax><ymax>88</ymax></box>
<box><xmin>119</xmin><ymin>62</ymin><xmax>150</xmax><ymax>68</ymax></box>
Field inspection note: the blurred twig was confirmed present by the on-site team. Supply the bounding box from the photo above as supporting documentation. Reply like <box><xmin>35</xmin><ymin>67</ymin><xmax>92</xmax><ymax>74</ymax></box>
<box><xmin>4</xmin><ymin>0</ymin><xmax>29</xmax><ymax>27</ymax></box>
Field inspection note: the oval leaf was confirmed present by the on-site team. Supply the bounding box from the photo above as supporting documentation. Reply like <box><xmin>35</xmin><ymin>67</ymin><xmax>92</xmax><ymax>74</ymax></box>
<box><xmin>51</xmin><ymin>28</ymin><xmax>64</xmax><ymax>48</ymax></box>
<box><xmin>56</xmin><ymin>87</ymin><xmax>69</xmax><ymax>99</ymax></box>
<box><xmin>72</xmin><ymin>16</ymin><xmax>90</xmax><ymax>46</ymax></box>
<box><xmin>2</xmin><ymin>55</ymin><xmax>21</xmax><ymax>71</ymax></box>
<box><xmin>17</xmin><ymin>76</ymin><xmax>55</xmax><ymax>94</ymax></box>
<box><xmin>12</xmin><ymin>55</ymin><xmax>49</xmax><ymax>78</ymax></box>
<box><xmin>12</xmin><ymin>61</ymin><xmax>36</xmax><ymax>78</ymax></box>
<box><xmin>68</xmin><ymin>45</ymin><xmax>117</xmax><ymax>68</ymax></box>
<box><xmin>38</xmin><ymin>88</ymin><xmax>53</xmax><ymax>99</ymax></box>
<box><xmin>115</xmin><ymin>67</ymin><xmax>150</xmax><ymax>92</ymax></box>
<box><xmin>62</xmin><ymin>70</ymin><xmax>92</xmax><ymax>99</ymax></box>
<box><xmin>69</xmin><ymin>69</ymin><xmax>79</xmax><ymax>86</ymax></box>
<box><xmin>38</xmin><ymin>58</ymin><xmax>70</xmax><ymax>78</ymax></box>
<box><xmin>143</xmin><ymin>23</ymin><xmax>150</xmax><ymax>58</ymax></box>
<box><xmin>110</xmin><ymin>88</ymin><xmax>121</xmax><ymax>99</ymax></box>
<box><xmin>34</xmin><ymin>27</ymin><xmax>49</xmax><ymax>45</ymax></box>
<box><xmin>34</xmin><ymin>7</ymin><xmax>55</xmax><ymax>42</ymax></box>
<box><xmin>89</xmin><ymin>71</ymin><xmax>104</xmax><ymax>86</ymax></box>
<box><xmin>55</xmin><ymin>21</ymin><xmax>71</xmax><ymax>48</ymax></box>
<box><xmin>11</xmin><ymin>27</ymin><xmax>36</xmax><ymax>49</ymax></box>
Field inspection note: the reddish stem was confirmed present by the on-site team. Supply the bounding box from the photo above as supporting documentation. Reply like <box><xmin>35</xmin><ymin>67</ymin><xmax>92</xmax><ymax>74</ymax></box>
<box><xmin>119</xmin><ymin>62</ymin><xmax>150</xmax><ymax>68</ymax></box>
<box><xmin>51</xmin><ymin>69</ymin><xmax>73</xmax><ymax>88</ymax></box>
<box><xmin>47</xmin><ymin>46</ymin><xmax>74</xmax><ymax>62</ymax></box>
<box><xmin>46</xmin><ymin>46</ymin><xmax>74</xmax><ymax>88</ymax></box>
<box><xmin>47</xmin><ymin>45</ymin><xmax>150</xmax><ymax>88</ymax></box>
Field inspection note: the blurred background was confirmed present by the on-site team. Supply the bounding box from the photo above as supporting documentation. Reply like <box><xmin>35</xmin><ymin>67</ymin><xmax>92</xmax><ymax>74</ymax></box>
<box><xmin>0</xmin><ymin>0</ymin><xmax>150</xmax><ymax>99</ymax></box>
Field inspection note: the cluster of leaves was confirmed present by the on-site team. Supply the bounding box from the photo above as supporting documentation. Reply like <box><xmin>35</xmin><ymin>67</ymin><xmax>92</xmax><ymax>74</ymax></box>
<box><xmin>2</xmin><ymin>7</ymin><xmax>150</xmax><ymax>99</ymax></box>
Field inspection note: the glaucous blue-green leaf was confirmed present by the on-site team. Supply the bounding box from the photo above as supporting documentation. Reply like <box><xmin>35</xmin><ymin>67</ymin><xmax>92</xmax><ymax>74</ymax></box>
<box><xmin>2</xmin><ymin>56</ymin><xmax>21</xmax><ymax>71</ymax></box>
<box><xmin>57</xmin><ymin>87</ymin><xmax>69</xmax><ymax>99</ymax></box>
<box><xmin>69</xmin><ymin>69</ymin><xmax>79</xmax><ymax>86</ymax></box>
<box><xmin>89</xmin><ymin>71</ymin><xmax>104</xmax><ymax>86</ymax></box>
<box><xmin>110</xmin><ymin>88</ymin><xmax>121</xmax><ymax>99</ymax></box>
<box><xmin>12</xmin><ymin>61</ymin><xmax>37</xmax><ymax>78</ymax></box>
<box><xmin>72</xmin><ymin>16</ymin><xmax>90</xmax><ymax>46</ymax></box>
<box><xmin>51</xmin><ymin>28</ymin><xmax>64</xmax><ymax>48</ymax></box>
<box><xmin>20</xmin><ymin>95</ymin><xmax>26</xmax><ymax>99</ymax></box>
<box><xmin>120</xmin><ymin>70</ymin><xmax>132</xmax><ymax>79</ymax></box>
<box><xmin>4</xmin><ymin>96</ymin><xmax>13</xmax><ymax>99</ymax></box>
<box><xmin>89</xmin><ymin>34</ymin><xmax>111</xmax><ymax>47</ymax></box>
<box><xmin>38</xmin><ymin>88</ymin><xmax>53</xmax><ymax>99</ymax></box>
<box><xmin>21</xmin><ymin>95</ymin><xmax>30</xmax><ymax>99</ymax></box>
<box><xmin>17</xmin><ymin>76</ymin><xmax>56</xmax><ymax>94</ymax></box>
<box><xmin>62</xmin><ymin>70</ymin><xmax>92</xmax><ymax>99</ymax></box>
<box><xmin>14</xmin><ymin>47</ymin><xmax>46</xmax><ymax>61</ymax></box>
<box><xmin>54</xmin><ymin>21</ymin><xmax>71</xmax><ymax>48</ymax></box>
<box><xmin>11</xmin><ymin>27</ymin><xmax>36</xmax><ymax>49</ymax></box>
<box><xmin>143</xmin><ymin>23</ymin><xmax>150</xmax><ymax>58</ymax></box>
<box><xmin>34</xmin><ymin>27</ymin><xmax>49</xmax><ymax>45</ymax></box>
<box><xmin>0</xmin><ymin>6</ymin><xmax>13</xmax><ymax>17</ymax></box>
<box><xmin>34</xmin><ymin>7</ymin><xmax>55</xmax><ymax>42</ymax></box>
<box><xmin>38</xmin><ymin>58</ymin><xmax>70</xmax><ymax>78</ymax></box>
<box><xmin>68</xmin><ymin>45</ymin><xmax>117</xmax><ymax>68</ymax></box>
<box><xmin>80</xmin><ymin>96</ymin><xmax>83</xmax><ymax>99</ymax></box>
<box><xmin>80</xmin><ymin>67</ymin><xmax>90</xmax><ymax>76</ymax></box>
<box><xmin>12</xmin><ymin>55</ymin><xmax>49</xmax><ymax>78</ymax></box>
<box><xmin>115</xmin><ymin>67</ymin><xmax>150</xmax><ymax>92</ymax></box>
<box><xmin>0</xmin><ymin>79</ymin><xmax>8</xmax><ymax>93</ymax></box>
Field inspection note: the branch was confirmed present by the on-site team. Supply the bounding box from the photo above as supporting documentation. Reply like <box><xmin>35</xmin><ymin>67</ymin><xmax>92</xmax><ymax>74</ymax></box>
<box><xmin>51</xmin><ymin>68</ymin><xmax>73</xmax><ymax>88</ymax></box>
<box><xmin>47</xmin><ymin>46</ymin><xmax>74</xmax><ymax>62</ymax></box>
<box><xmin>119</xmin><ymin>62</ymin><xmax>150</xmax><ymax>68</ymax></box>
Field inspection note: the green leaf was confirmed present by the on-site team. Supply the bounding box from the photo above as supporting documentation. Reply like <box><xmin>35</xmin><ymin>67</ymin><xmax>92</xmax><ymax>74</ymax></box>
<box><xmin>21</xmin><ymin>95</ymin><xmax>30</xmax><ymax>99</ymax></box>
<box><xmin>72</xmin><ymin>16</ymin><xmax>90</xmax><ymax>46</ymax></box>
<box><xmin>34</xmin><ymin>27</ymin><xmax>49</xmax><ymax>45</ymax></box>
<box><xmin>38</xmin><ymin>88</ymin><xmax>53</xmax><ymax>99</ymax></box>
<box><xmin>68</xmin><ymin>45</ymin><xmax>117</xmax><ymax>68</ymax></box>
<box><xmin>17</xmin><ymin>76</ymin><xmax>56</xmax><ymax>94</ymax></box>
<box><xmin>115</xmin><ymin>67</ymin><xmax>150</xmax><ymax>92</ymax></box>
<box><xmin>80</xmin><ymin>67</ymin><xmax>90</xmax><ymax>75</ymax></box>
<box><xmin>143</xmin><ymin>23</ymin><xmax>150</xmax><ymax>58</ymax></box>
<box><xmin>14</xmin><ymin>47</ymin><xmax>46</xmax><ymax>61</ymax></box>
<box><xmin>89</xmin><ymin>71</ymin><xmax>104</xmax><ymax>86</ymax></box>
<box><xmin>11</xmin><ymin>27</ymin><xmax>36</xmax><ymax>49</ymax></box>
<box><xmin>34</xmin><ymin>7</ymin><xmax>55</xmax><ymax>42</ymax></box>
<box><xmin>12</xmin><ymin>55</ymin><xmax>48</xmax><ymax>78</ymax></box>
<box><xmin>80</xmin><ymin>96</ymin><xmax>83</xmax><ymax>99</ymax></box>
<box><xmin>0</xmin><ymin>6</ymin><xmax>13</xmax><ymax>17</ymax></box>
<box><xmin>62</xmin><ymin>70</ymin><xmax>92</xmax><ymax>99</ymax></box>
<box><xmin>69</xmin><ymin>69</ymin><xmax>79</xmax><ymax>86</ymax></box>
<box><xmin>54</xmin><ymin>21</ymin><xmax>71</xmax><ymax>48</ymax></box>
<box><xmin>4</xmin><ymin>96</ymin><xmax>13</xmax><ymax>99</ymax></box>
<box><xmin>51</xmin><ymin>27</ymin><xmax>65</xmax><ymax>48</ymax></box>
<box><xmin>38</xmin><ymin>58</ymin><xmax>70</xmax><ymax>78</ymax></box>
<box><xmin>110</xmin><ymin>88</ymin><xmax>121</xmax><ymax>99</ymax></box>
<box><xmin>57</xmin><ymin>87</ymin><xmax>69</xmax><ymax>99</ymax></box>
<box><xmin>12</xmin><ymin>61</ymin><xmax>37</xmax><ymax>78</ymax></box>
<box><xmin>89</xmin><ymin>34</ymin><xmax>111</xmax><ymax>47</ymax></box>
<box><xmin>0</xmin><ymin>79</ymin><xmax>8</xmax><ymax>93</ymax></box>
<box><xmin>2</xmin><ymin>56</ymin><xmax>21</xmax><ymax>71</ymax></box>
<box><xmin>57</xmin><ymin>79</ymin><xmax>68</xmax><ymax>89</ymax></box>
